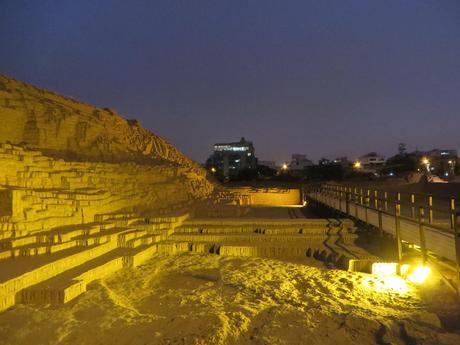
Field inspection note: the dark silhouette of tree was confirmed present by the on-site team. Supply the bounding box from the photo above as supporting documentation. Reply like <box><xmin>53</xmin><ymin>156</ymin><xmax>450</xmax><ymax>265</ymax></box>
<box><xmin>381</xmin><ymin>153</ymin><xmax>417</xmax><ymax>174</ymax></box>
<box><xmin>257</xmin><ymin>164</ymin><xmax>277</xmax><ymax>178</ymax></box>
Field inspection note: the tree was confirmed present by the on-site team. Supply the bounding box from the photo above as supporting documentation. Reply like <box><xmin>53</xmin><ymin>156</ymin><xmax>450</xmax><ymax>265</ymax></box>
<box><xmin>381</xmin><ymin>153</ymin><xmax>417</xmax><ymax>174</ymax></box>
<box><xmin>305</xmin><ymin>164</ymin><xmax>345</xmax><ymax>181</ymax></box>
<box><xmin>257</xmin><ymin>164</ymin><xmax>277</xmax><ymax>178</ymax></box>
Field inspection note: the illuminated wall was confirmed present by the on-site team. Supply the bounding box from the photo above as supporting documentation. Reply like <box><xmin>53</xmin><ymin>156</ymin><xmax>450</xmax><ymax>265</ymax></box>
<box><xmin>229</xmin><ymin>187</ymin><xmax>302</xmax><ymax>206</ymax></box>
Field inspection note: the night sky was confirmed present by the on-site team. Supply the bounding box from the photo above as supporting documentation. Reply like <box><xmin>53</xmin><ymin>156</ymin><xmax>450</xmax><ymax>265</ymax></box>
<box><xmin>1</xmin><ymin>1</ymin><xmax>459</xmax><ymax>164</ymax></box>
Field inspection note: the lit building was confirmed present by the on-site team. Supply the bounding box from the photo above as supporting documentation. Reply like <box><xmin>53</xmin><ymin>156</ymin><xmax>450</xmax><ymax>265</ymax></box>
<box><xmin>206</xmin><ymin>137</ymin><xmax>257</xmax><ymax>180</ymax></box>
<box><xmin>358</xmin><ymin>152</ymin><xmax>386</xmax><ymax>173</ymax></box>
<box><xmin>289</xmin><ymin>154</ymin><xmax>313</xmax><ymax>172</ymax></box>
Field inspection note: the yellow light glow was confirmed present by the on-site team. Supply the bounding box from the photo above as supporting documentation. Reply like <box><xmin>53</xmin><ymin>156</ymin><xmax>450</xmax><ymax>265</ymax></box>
<box><xmin>400</xmin><ymin>264</ymin><xmax>410</xmax><ymax>275</ymax></box>
<box><xmin>353</xmin><ymin>161</ymin><xmax>361</xmax><ymax>169</ymax></box>
<box><xmin>422</xmin><ymin>157</ymin><xmax>429</xmax><ymax>165</ymax></box>
<box><xmin>365</xmin><ymin>262</ymin><xmax>409</xmax><ymax>294</ymax></box>
<box><xmin>372</xmin><ymin>262</ymin><xmax>398</xmax><ymax>276</ymax></box>
<box><xmin>362</xmin><ymin>276</ymin><xmax>409</xmax><ymax>294</ymax></box>
<box><xmin>448</xmin><ymin>160</ymin><xmax>453</xmax><ymax>164</ymax></box>
<box><xmin>282</xmin><ymin>164</ymin><xmax>288</xmax><ymax>170</ymax></box>
<box><xmin>211</xmin><ymin>167</ymin><xmax>216</xmax><ymax>173</ymax></box>
<box><xmin>407</xmin><ymin>266</ymin><xmax>431</xmax><ymax>284</ymax></box>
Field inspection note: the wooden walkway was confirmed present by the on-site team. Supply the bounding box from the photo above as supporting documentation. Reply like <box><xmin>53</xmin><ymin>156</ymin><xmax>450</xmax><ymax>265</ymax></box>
<box><xmin>305</xmin><ymin>184</ymin><xmax>460</xmax><ymax>271</ymax></box>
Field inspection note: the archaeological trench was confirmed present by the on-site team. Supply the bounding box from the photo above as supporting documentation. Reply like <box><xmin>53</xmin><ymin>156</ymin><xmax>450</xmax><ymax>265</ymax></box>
<box><xmin>0</xmin><ymin>75</ymin><xmax>459</xmax><ymax>344</ymax></box>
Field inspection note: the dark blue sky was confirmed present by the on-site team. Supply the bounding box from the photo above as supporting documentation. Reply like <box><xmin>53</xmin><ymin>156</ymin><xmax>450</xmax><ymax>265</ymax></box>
<box><xmin>1</xmin><ymin>0</ymin><xmax>459</xmax><ymax>164</ymax></box>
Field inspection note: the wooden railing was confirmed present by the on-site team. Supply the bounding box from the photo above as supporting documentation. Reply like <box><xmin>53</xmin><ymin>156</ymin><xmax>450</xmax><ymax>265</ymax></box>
<box><xmin>304</xmin><ymin>183</ymin><xmax>460</xmax><ymax>276</ymax></box>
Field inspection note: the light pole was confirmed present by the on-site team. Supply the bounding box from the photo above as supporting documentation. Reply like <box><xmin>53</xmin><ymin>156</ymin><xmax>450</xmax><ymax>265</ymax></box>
<box><xmin>422</xmin><ymin>157</ymin><xmax>430</xmax><ymax>173</ymax></box>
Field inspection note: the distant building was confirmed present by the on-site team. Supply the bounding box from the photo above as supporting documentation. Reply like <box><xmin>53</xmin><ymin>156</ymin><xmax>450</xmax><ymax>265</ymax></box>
<box><xmin>358</xmin><ymin>152</ymin><xmax>386</xmax><ymax>173</ymax></box>
<box><xmin>289</xmin><ymin>154</ymin><xmax>313</xmax><ymax>171</ymax></box>
<box><xmin>206</xmin><ymin>137</ymin><xmax>257</xmax><ymax>180</ymax></box>
<box><xmin>421</xmin><ymin>149</ymin><xmax>458</xmax><ymax>160</ymax></box>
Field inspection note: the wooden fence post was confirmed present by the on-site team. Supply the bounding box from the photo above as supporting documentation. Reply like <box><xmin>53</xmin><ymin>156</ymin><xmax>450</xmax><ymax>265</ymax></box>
<box><xmin>418</xmin><ymin>207</ymin><xmax>427</xmax><ymax>265</ymax></box>
<box><xmin>384</xmin><ymin>192</ymin><xmax>388</xmax><ymax>212</ymax></box>
<box><xmin>395</xmin><ymin>202</ymin><xmax>403</xmax><ymax>263</ymax></box>
<box><xmin>454</xmin><ymin>212</ymin><xmax>460</xmax><ymax>282</ymax></box>
<box><xmin>428</xmin><ymin>195</ymin><xmax>433</xmax><ymax>224</ymax></box>
<box><xmin>345</xmin><ymin>188</ymin><xmax>350</xmax><ymax>215</ymax></box>
<box><xmin>365</xmin><ymin>189</ymin><xmax>370</xmax><ymax>223</ymax></box>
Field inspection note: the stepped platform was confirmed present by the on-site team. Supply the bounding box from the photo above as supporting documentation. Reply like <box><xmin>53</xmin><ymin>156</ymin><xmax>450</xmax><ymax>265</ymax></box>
<box><xmin>169</xmin><ymin>233</ymin><xmax>357</xmax><ymax>245</ymax></box>
<box><xmin>0</xmin><ymin>196</ymin><xmax>371</xmax><ymax>313</ymax></box>
<box><xmin>19</xmin><ymin>243</ymin><xmax>160</xmax><ymax>305</ymax></box>
<box><xmin>0</xmin><ymin>208</ymin><xmax>190</xmax><ymax>311</ymax></box>
<box><xmin>20</xmin><ymin>248</ymin><xmax>125</xmax><ymax>304</ymax></box>
<box><xmin>162</xmin><ymin>214</ymin><xmax>369</xmax><ymax>269</ymax></box>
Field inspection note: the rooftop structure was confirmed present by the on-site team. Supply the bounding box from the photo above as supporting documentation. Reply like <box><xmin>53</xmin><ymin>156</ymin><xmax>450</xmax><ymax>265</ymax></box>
<box><xmin>357</xmin><ymin>152</ymin><xmax>386</xmax><ymax>173</ymax></box>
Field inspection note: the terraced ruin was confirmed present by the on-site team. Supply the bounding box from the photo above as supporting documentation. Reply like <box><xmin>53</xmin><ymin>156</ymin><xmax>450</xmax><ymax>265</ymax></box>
<box><xmin>0</xmin><ymin>140</ymin><xmax>369</xmax><ymax>311</ymax></box>
<box><xmin>1</xmin><ymin>75</ymin><xmax>459</xmax><ymax>345</ymax></box>
<box><xmin>0</xmin><ymin>75</ymin><xmax>371</xmax><ymax>312</ymax></box>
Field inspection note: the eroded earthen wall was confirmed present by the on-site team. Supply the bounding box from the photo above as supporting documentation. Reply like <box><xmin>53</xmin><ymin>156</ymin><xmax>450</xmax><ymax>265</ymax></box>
<box><xmin>0</xmin><ymin>75</ymin><xmax>202</xmax><ymax>171</ymax></box>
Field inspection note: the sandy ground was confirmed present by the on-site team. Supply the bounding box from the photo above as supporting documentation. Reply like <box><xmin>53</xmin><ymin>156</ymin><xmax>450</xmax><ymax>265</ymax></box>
<box><xmin>0</xmin><ymin>253</ymin><xmax>459</xmax><ymax>345</ymax></box>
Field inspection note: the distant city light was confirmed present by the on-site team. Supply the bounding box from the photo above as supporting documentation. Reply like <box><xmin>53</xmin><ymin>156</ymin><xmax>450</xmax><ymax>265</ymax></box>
<box><xmin>211</xmin><ymin>167</ymin><xmax>216</xmax><ymax>173</ymax></box>
<box><xmin>353</xmin><ymin>161</ymin><xmax>361</xmax><ymax>169</ymax></box>
<box><xmin>282</xmin><ymin>163</ymin><xmax>288</xmax><ymax>170</ymax></box>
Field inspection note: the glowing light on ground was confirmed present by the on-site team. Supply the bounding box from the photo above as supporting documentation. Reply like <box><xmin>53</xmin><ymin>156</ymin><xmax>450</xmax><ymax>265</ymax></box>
<box><xmin>405</xmin><ymin>266</ymin><xmax>431</xmax><ymax>284</ymax></box>
<box><xmin>362</xmin><ymin>275</ymin><xmax>409</xmax><ymax>294</ymax></box>
<box><xmin>372</xmin><ymin>262</ymin><xmax>398</xmax><ymax>276</ymax></box>
<box><xmin>366</xmin><ymin>262</ymin><xmax>430</xmax><ymax>293</ymax></box>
